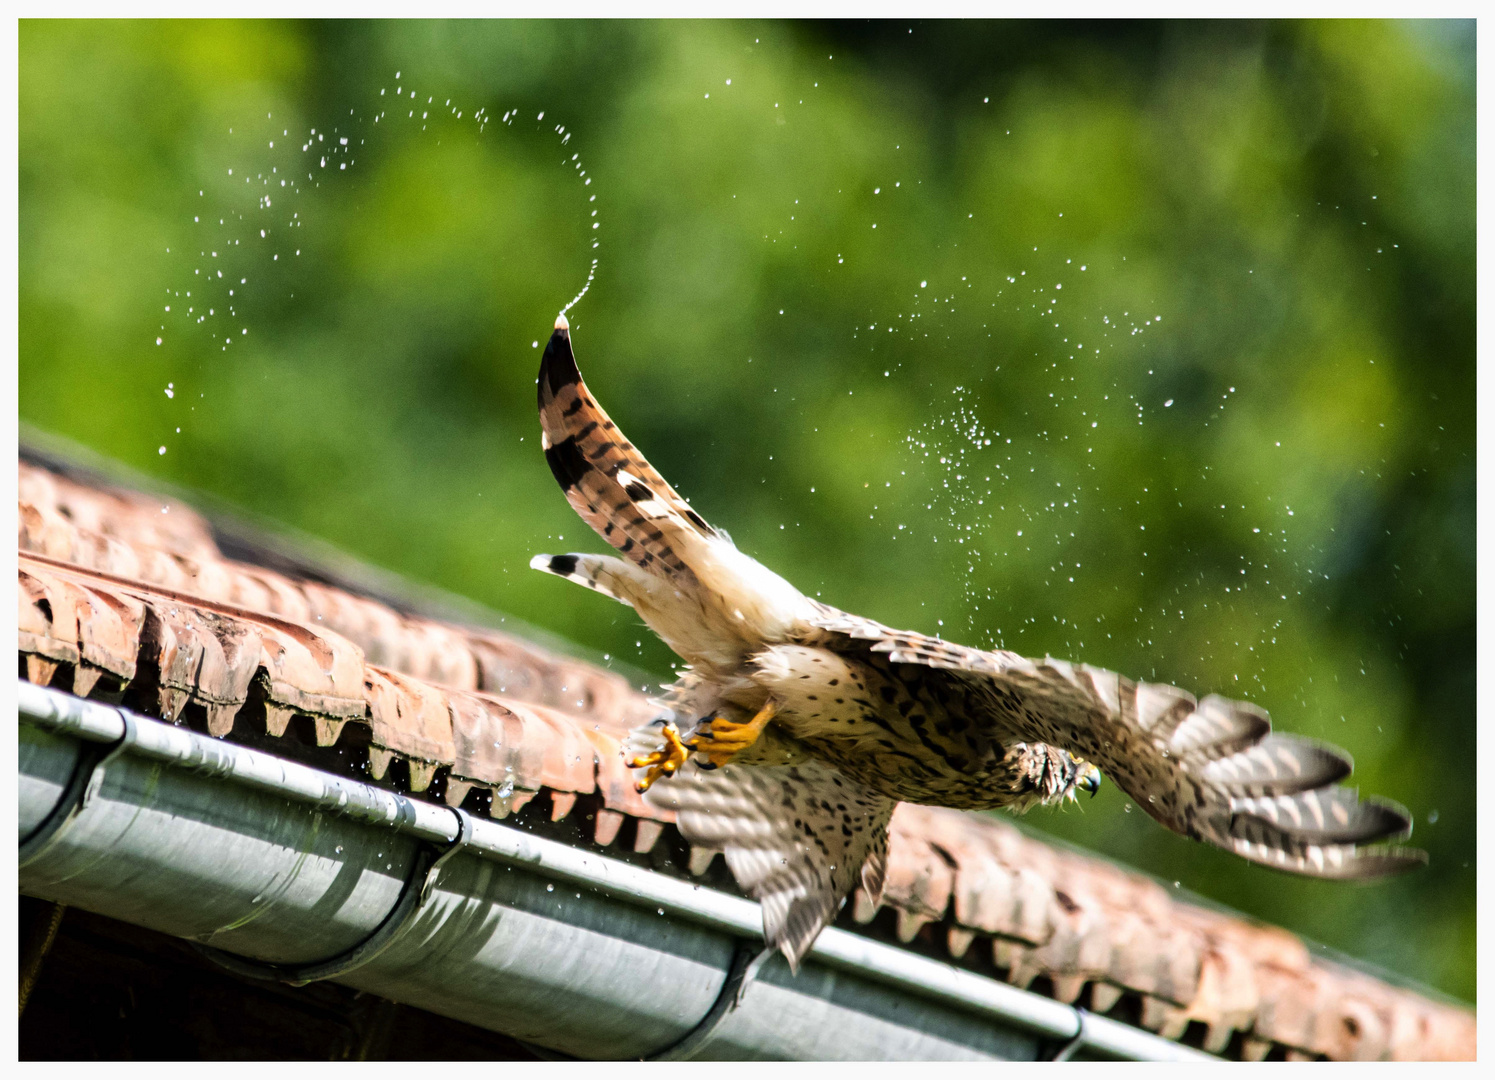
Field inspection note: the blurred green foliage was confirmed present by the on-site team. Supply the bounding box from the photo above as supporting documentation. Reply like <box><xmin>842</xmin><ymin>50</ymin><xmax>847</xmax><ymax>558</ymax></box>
<box><xmin>20</xmin><ymin>20</ymin><xmax>1473</xmax><ymax>1001</ymax></box>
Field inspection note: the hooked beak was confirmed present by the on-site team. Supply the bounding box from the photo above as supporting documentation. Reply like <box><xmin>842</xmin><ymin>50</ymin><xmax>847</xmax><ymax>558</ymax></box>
<box><xmin>1077</xmin><ymin>763</ymin><xmax>1103</xmax><ymax>798</ymax></box>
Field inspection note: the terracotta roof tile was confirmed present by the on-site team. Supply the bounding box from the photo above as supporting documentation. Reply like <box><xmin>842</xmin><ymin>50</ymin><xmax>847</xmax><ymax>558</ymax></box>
<box><xmin>14</xmin><ymin>457</ymin><xmax>1474</xmax><ymax>1060</ymax></box>
<box><xmin>444</xmin><ymin>688</ymin><xmax>540</xmax><ymax>811</ymax></box>
<box><xmin>19</xmin><ymin>560</ymin><xmax>141</xmax><ymax>695</ymax></box>
<box><xmin>364</xmin><ymin>666</ymin><xmax>458</xmax><ymax>789</ymax></box>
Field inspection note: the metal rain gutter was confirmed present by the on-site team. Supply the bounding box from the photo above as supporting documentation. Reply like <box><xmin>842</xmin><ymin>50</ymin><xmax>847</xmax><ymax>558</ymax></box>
<box><xmin>18</xmin><ymin>680</ymin><xmax>1211</xmax><ymax>1061</ymax></box>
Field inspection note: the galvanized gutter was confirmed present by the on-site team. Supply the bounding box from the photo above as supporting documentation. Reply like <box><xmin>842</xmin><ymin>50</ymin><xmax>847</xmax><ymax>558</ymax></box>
<box><xmin>18</xmin><ymin>680</ymin><xmax>1212</xmax><ymax>1061</ymax></box>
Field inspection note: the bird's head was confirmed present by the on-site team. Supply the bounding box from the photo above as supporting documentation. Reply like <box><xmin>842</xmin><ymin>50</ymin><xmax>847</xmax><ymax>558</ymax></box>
<box><xmin>1006</xmin><ymin>744</ymin><xmax>1103</xmax><ymax>811</ymax></box>
<box><xmin>1074</xmin><ymin>760</ymin><xmax>1103</xmax><ymax>800</ymax></box>
<box><xmin>1049</xmin><ymin>753</ymin><xmax>1103</xmax><ymax>805</ymax></box>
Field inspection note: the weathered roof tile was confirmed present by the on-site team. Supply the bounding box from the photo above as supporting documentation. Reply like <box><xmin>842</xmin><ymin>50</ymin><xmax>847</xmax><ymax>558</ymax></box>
<box><xmin>445</xmin><ymin>689</ymin><xmax>535</xmax><ymax>797</ymax></box>
<box><xmin>18</xmin><ymin>561</ymin><xmax>141</xmax><ymax>696</ymax></box>
<box><xmin>364</xmin><ymin>666</ymin><xmax>457</xmax><ymax>782</ymax></box>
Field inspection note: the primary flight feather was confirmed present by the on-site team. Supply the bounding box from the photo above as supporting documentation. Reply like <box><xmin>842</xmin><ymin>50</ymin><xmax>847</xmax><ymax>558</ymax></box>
<box><xmin>531</xmin><ymin>314</ymin><xmax>1425</xmax><ymax>970</ymax></box>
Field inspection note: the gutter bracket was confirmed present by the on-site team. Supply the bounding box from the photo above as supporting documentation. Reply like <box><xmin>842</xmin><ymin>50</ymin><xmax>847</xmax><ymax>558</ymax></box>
<box><xmin>647</xmin><ymin>941</ymin><xmax>775</xmax><ymax>1061</ymax></box>
<box><xmin>20</xmin><ymin>710</ymin><xmax>137</xmax><ymax>868</ymax></box>
<box><xmin>1048</xmin><ymin>1006</ymin><xmax>1089</xmax><ymax>1061</ymax></box>
<box><xmin>194</xmin><ymin>806</ymin><xmax>474</xmax><ymax>987</ymax></box>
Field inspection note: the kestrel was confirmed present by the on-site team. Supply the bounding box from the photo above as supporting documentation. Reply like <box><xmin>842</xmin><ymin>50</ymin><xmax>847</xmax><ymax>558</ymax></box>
<box><xmin>531</xmin><ymin>315</ymin><xmax>1425</xmax><ymax>969</ymax></box>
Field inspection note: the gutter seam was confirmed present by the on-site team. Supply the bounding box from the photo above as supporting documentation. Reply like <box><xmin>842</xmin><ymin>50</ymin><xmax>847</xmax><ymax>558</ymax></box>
<box><xmin>647</xmin><ymin>941</ymin><xmax>773</xmax><ymax>1061</ymax></box>
<box><xmin>20</xmin><ymin>710</ymin><xmax>136</xmax><ymax>867</ymax></box>
<box><xmin>192</xmin><ymin>807</ymin><xmax>475</xmax><ymax>987</ymax></box>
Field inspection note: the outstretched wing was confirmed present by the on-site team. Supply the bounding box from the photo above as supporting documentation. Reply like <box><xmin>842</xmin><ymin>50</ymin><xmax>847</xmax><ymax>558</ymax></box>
<box><xmin>806</xmin><ymin>605</ymin><xmax>1426</xmax><ymax>879</ymax></box>
<box><xmin>628</xmin><ymin>723</ymin><xmax>894</xmax><ymax>971</ymax></box>
<box><xmin>534</xmin><ymin>317</ymin><xmax>819</xmax><ymax>665</ymax></box>
<box><xmin>537</xmin><ymin>315</ymin><xmax>718</xmax><ymax>584</ymax></box>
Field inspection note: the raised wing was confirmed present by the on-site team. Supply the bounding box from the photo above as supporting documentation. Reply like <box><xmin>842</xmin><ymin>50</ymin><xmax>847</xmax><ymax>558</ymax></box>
<box><xmin>537</xmin><ymin>314</ymin><xmax>718</xmax><ymax>584</ymax></box>
<box><xmin>807</xmin><ymin>606</ymin><xmax>1426</xmax><ymax>879</ymax></box>
<box><xmin>535</xmin><ymin>318</ymin><xmax>819</xmax><ymax>667</ymax></box>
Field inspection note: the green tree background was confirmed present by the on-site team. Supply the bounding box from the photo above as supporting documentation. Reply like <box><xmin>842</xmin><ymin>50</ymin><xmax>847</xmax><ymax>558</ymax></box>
<box><xmin>19</xmin><ymin>20</ymin><xmax>1474</xmax><ymax>1001</ymax></box>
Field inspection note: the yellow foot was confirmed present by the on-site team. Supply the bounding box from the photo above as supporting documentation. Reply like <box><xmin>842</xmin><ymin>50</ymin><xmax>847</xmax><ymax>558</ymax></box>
<box><xmin>686</xmin><ymin>700</ymin><xmax>778</xmax><ymax>768</ymax></box>
<box><xmin>627</xmin><ymin>722</ymin><xmax>690</xmax><ymax>793</ymax></box>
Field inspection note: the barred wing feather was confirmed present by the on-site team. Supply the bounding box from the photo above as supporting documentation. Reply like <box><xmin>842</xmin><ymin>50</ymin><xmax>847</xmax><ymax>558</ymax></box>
<box><xmin>537</xmin><ymin>317</ymin><xmax>718</xmax><ymax>584</ymax></box>
<box><xmin>808</xmin><ymin>607</ymin><xmax>1426</xmax><ymax>879</ymax></box>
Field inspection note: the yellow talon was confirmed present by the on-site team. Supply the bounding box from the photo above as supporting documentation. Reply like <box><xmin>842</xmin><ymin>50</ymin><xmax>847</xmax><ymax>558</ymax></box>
<box><xmin>628</xmin><ymin>722</ymin><xmax>690</xmax><ymax>793</ymax></box>
<box><xmin>686</xmin><ymin>700</ymin><xmax>777</xmax><ymax>768</ymax></box>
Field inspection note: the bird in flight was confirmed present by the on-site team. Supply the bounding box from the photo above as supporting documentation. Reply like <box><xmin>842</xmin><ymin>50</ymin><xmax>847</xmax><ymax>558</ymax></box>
<box><xmin>530</xmin><ymin>314</ymin><xmax>1425</xmax><ymax>970</ymax></box>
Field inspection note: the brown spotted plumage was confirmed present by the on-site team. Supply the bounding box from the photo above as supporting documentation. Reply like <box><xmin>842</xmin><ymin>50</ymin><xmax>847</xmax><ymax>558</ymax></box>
<box><xmin>537</xmin><ymin>312</ymin><xmax>714</xmax><ymax>584</ymax></box>
<box><xmin>531</xmin><ymin>318</ymin><xmax>1426</xmax><ymax>969</ymax></box>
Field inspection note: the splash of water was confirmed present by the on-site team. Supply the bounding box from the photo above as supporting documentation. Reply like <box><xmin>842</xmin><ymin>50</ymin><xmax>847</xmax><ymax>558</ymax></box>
<box><xmin>552</xmin><ymin>119</ymin><xmax>601</xmax><ymax>318</ymax></box>
<box><xmin>561</xmin><ymin>258</ymin><xmax>599</xmax><ymax>318</ymax></box>
<box><xmin>162</xmin><ymin>68</ymin><xmax>604</xmax><ymax>365</ymax></box>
